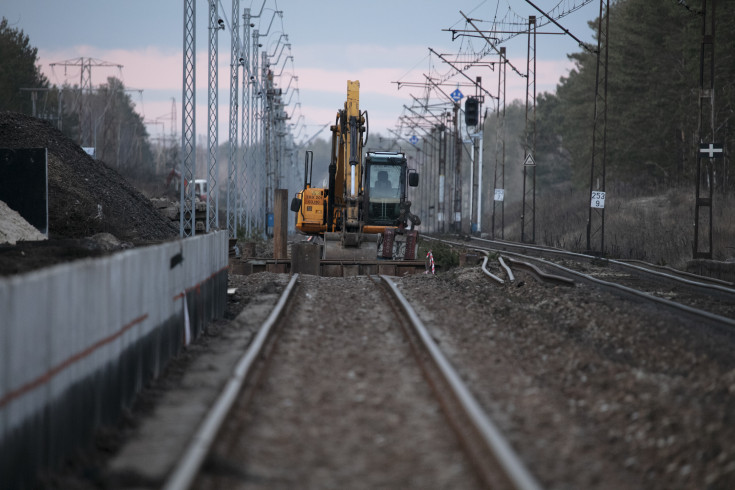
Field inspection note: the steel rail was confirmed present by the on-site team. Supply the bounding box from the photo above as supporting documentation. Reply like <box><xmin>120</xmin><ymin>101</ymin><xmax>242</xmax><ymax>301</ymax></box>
<box><xmin>497</xmin><ymin>250</ymin><xmax>735</xmax><ymax>329</ymax></box>
<box><xmin>379</xmin><ymin>275</ymin><xmax>542</xmax><ymax>490</ymax></box>
<box><xmin>479</xmin><ymin>251</ymin><xmax>505</xmax><ymax>284</ymax></box>
<box><xmin>502</xmin><ymin>256</ymin><xmax>574</xmax><ymax>287</ymax></box>
<box><xmin>469</xmin><ymin>236</ymin><xmax>735</xmax><ymax>297</ymax></box>
<box><xmin>424</xmin><ymin>235</ymin><xmax>735</xmax><ymax>328</ymax></box>
<box><xmin>498</xmin><ymin>255</ymin><xmax>515</xmax><ymax>283</ymax></box>
<box><xmin>162</xmin><ymin>273</ymin><xmax>300</xmax><ymax>490</ymax></box>
<box><xmin>618</xmin><ymin>259</ymin><xmax>735</xmax><ymax>287</ymax></box>
<box><xmin>609</xmin><ymin>258</ymin><xmax>735</xmax><ymax>295</ymax></box>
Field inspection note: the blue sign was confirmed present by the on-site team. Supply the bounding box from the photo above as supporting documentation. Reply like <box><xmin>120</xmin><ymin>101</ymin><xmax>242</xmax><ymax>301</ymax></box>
<box><xmin>409</xmin><ymin>135</ymin><xmax>418</xmax><ymax>145</ymax></box>
<box><xmin>450</xmin><ymin>88</ymin><xmax>463</xmax><ymax>102</ymax></box>
<box><xmin>267</xmin><ymin>212</ymin><xmax>274</xmax><ymax>227</ymax></box>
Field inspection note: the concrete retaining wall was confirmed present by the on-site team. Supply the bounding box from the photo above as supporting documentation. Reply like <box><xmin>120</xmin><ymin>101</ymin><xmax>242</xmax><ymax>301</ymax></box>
<box><xmin>0</xmin><ymin>231</ymin><xmax>228</xmax><ymax>488</ymax></box>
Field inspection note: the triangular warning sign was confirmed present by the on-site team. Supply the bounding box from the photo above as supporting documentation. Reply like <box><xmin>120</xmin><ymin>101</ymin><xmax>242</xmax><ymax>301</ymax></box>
<box><xmin>523</xmin><ymin>153</ymin><xmax>536</xmax><ymax>166</ymax></box>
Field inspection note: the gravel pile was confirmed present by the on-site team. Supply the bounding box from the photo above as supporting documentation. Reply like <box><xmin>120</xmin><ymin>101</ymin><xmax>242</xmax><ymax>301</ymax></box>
<box><xmin>0</xmin><ymin>112</ymin><xmax>178</xmax><ymax>242</ymax></box>
<box><xmin>0</xmin><ymin>112</ymin><xmax>179</xmax><ymax>274</ymax></box>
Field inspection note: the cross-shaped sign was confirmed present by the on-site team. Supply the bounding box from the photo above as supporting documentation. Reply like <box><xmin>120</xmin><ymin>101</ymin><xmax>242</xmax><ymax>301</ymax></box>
<box><xmin>450</xmin><ymin>89</ymin><xmax>463</xmax><ymax>102</ymax></box>
<box><xmin>699</xmin><ymin>143</ymin><xmax>724</xmax><ymax>158</ymax></box>
<box><xmin>409</xmin><ymin>135</ymin><xmax>418</xmax><ymax>145</ymax></box>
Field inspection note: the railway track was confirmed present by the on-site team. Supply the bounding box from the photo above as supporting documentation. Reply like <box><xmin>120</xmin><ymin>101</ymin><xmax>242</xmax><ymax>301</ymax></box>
<box><xmin>393</xmin><ymin>248</ymin><xmax>735</xmax><ymax>489</ymax></box>
<box><xmin>86</xmin><ymin>246</ymin><xmax>735</xmax><ymax>489</ymax></box>
<box><xmin>425</xmin><ymin>236</ymin><xmax>735</xmax><ymax>330</ymax></box>
<box><xmin>164</xmin><ymin>273</ymin><xmax>540</xmax><ymax>490</ymax></box>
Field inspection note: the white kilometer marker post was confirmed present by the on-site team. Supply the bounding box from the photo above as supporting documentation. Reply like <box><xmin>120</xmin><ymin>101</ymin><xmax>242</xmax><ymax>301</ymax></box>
<box><xmin>590</xmin><ymin>191</ymin><xmax>606</xmax><ymax>209</ymax></box>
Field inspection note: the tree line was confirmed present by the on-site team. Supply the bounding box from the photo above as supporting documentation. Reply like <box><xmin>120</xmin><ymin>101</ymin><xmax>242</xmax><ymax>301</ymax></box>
<box><xmin>0</xmin><ymin>17</ymin><xmax>157</xmax><ymax>181</ymax></box>
<box><xmin>495</xmin><ymin>0</ymin><xmax>734</xmax><ymax>192</ymax></box>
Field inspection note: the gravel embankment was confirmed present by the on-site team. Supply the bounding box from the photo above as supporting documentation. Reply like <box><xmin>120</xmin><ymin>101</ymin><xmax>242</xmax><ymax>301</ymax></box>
<box><xmin>397</xmin><ymin>267</ymin><xmax>735</xmax><ymax>490</ymax></box>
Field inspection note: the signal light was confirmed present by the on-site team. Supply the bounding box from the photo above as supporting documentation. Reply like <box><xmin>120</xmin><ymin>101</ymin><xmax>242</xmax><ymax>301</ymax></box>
<box><xmin>465</xmin><ymin>97</ymin><xmax>479</xmax><ymax>126</ymax></box>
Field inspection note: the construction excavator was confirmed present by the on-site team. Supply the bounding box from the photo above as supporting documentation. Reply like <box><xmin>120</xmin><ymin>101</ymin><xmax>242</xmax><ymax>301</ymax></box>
<box><xmin>290</xmin><ymin>80</ymin><xmax>421</xmax><ymax>260</ymax></box>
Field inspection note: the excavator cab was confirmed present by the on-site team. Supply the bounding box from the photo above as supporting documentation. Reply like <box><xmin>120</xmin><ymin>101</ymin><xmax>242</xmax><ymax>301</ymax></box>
<box><xmin>363</xmin><ymin>152</ymin><xmax>416</xmax><ymax>228</ymax></box>
<box><xmin>362</xmin><ymin>152</ymin><xmax>420</xmax><ymax>260</ymax></box>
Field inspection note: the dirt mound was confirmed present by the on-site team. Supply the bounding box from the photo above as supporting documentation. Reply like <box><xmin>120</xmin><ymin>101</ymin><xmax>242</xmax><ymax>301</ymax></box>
<box><xmin>0</xmin><ymin>112</ymin><xmax>178</xmax><ymax>242</ymax></box>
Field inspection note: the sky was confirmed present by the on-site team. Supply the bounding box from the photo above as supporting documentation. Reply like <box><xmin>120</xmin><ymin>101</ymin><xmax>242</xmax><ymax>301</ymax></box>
<box><xmin>3</xmin><ymin>0</ymin><xmax>601</xmax><ymax>145</ymax></box>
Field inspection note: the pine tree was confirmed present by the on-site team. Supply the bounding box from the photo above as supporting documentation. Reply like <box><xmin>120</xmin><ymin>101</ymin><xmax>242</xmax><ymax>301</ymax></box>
<box><xmin>536</xmin><ymin>0</ymin><xmax>735</xmax><ymax>189</ymax></box>
<box><xmin>0</xmin><ymin>17</ymin><xmax>48</xmax><ymax>113</ymax></box>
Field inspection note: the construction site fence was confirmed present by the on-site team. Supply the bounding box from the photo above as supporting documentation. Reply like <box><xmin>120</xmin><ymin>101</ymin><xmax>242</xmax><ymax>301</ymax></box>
<box><xmin>0</xmin><ymin>231</ymin><xmax>228</xmax><ymax>489</ymax></box>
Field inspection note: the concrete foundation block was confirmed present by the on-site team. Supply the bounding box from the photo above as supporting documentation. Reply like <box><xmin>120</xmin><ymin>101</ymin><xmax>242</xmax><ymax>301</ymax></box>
<box><xmin>291</xmin><ymin>242</ymin><xmax>321</xmax><ymax>276</ymax></box>
<box><xmin>378</xmin><ymin>264</ymin><xmax>396</xmax><ymax>276</ymax></box>
<box><xmin>342</xmin><ymin>265</ymin><xmax>360</xmax><ymax>277</ymax></box>
<box><xmin>322</xmin><ymin>265</ymin><xmax>343</xmax><ymax>277</ymax></box>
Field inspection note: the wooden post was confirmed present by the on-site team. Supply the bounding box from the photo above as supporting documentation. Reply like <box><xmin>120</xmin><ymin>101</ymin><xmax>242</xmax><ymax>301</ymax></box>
<box><xmin>273</xmin><ymin>189</ymin><xmax>288</xmax><ymax>260</ymax></box>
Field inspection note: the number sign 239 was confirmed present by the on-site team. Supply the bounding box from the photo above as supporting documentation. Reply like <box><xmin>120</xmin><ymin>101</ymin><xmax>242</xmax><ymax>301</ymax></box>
<box><xmin>590</xmin><ymin>191</ymin><xmax>606</xmax><ymax>209</ymax></box>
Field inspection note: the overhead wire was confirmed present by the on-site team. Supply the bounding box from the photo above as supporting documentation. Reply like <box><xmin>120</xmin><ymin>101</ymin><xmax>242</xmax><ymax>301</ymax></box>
<box><xmin>394</xmin><ymin>0</ymin><xmax>596</xmax><ymax>135</ymax></box>
<box><xmin>475</xmin><ymin>0</ymin><xmax>595</xmax><ymax>45</ymax></box>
